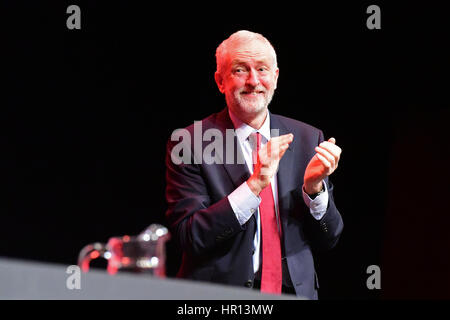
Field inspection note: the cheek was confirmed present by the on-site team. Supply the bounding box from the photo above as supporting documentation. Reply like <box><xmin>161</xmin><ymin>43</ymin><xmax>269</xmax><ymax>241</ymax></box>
<box><xmin>260</xmin><ymin>74</ymin><xmax>277</xmax><ymax>89</ymax></box>
<box><xmin>225</xmin><ymin>77</ymin><xmax>245</xmax><ymax>92</ymax></box>
<box><xmin>261</xmin><ymin>78</ymin><xmax>275</xmax><ymax>91</ymax></box>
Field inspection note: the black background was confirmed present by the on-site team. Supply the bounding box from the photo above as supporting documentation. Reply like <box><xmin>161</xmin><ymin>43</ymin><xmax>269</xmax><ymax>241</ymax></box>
<box><xmin>2</xmin><ymin>1</ymin><xmax>449</xmax><ymax>299</ymax></box>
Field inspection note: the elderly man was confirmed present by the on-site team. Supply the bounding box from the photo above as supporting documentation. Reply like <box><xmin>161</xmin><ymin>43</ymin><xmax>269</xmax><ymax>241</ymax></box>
<box><xmin>165</xmin><ymin>30</ymin><xmax>343</xmax><ymax>299</ymax></box>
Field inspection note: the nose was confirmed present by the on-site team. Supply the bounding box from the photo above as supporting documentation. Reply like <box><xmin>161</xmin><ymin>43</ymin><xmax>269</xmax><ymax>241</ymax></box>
<box><xmin>246</xmin><ymin>68</ymin><xmax>260</xmax><ymax>87</ymax></box>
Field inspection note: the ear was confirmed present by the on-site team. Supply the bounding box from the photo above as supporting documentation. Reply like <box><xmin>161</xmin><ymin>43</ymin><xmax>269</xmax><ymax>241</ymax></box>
<box><xmin>274</xmin><ymin>68</ymin><xmax>279</xmax><ymax>90</ymax></box>
<box><xmin>215</xmin><ymin>71</ymin><xmax>225</xmax><ymax>94</ymax></box>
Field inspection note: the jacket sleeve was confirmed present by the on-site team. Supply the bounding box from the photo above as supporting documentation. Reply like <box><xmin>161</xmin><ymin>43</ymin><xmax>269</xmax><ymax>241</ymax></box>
<box><xmin>304</xmin><ymin>130</ymin><xmax>344</xmax><ymax>251</ymax></box>
<box><xmin>165</xmin><ymin>138</ymin><xmax>244</xmax><ymax>256</ymax></box>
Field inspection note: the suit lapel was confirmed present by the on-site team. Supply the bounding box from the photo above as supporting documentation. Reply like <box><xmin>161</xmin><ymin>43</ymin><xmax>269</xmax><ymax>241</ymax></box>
<box><xmin>215</xmin><ymin>108</ymin><xmax>251</xmax><ymax>188</ymax></box>
<box><xmin>270</xmin><ymin>113</ymin><xmax>295</xmax><ymax>224</ymax></box>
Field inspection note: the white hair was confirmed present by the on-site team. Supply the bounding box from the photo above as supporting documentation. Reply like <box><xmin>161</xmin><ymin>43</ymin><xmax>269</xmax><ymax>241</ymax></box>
<box><xmin>215</xmin><ymin>30</ymin><xmax>278</xmax><ymax>75</ymax></box>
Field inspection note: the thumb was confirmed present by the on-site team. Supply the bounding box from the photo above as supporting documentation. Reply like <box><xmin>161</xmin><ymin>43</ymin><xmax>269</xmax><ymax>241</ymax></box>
<box><xmin>328</xmin><ymin>137</ymin><xmax>336</xmax><ymax>144</ymax></box>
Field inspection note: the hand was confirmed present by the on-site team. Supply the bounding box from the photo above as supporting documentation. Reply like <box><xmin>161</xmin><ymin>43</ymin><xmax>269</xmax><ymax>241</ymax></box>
<box><xmin>303</xmin><ymin>137</ymin><xmax>342</xmax><ymax>195</ymax></box>
<box><xmin>247</xmin><ymin>133</ymin><xmax>294</xmax><ymax>196</ymax></box>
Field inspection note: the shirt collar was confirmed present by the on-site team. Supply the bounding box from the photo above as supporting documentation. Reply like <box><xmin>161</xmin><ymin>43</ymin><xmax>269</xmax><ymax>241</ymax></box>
<box><xmin>228</xmin><ymin>108</ymin><xmax>271</xmax><ymax>144</ymax></box>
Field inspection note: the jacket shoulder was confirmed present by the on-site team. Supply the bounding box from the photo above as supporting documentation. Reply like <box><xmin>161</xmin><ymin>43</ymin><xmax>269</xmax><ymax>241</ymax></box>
<box><xmin>271</xmin><ymin>113</ymin><xmax>322</xmax><ymax>135</ymax></box>
<box><xmin>181</xmin><ymin>110</ymin><xmax>226</xmax><ymax>133</ymax></box>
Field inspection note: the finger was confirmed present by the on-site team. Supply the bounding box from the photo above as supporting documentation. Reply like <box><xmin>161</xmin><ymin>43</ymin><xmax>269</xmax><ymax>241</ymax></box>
<box><xmin>270</xmin><ymin>133</ymin><xmax>293</xmax><ymax>145</ymax></box>
<box><xmin>259</xmin><ymin>145</ymin><xmax>282</xmax><ymax>163</ymax></box>
<box><xmin>316</xmin><ymin>153</ymin><xmax>331</xmax><ymax>169</ymax></box>
<box><xmin>258</xmin><ymin>148</ymin><xmax>268</xmax><ymax>164</ymax></box>
<box><xmin>328</xmin><ymin>137</ymin><xmax>336</xmax><ymax>144</ymax></box>
<box><xmin>319</xmin><ymin>141</ymin><xmax>342</xmax><ymax>158</ymax></box>
<box><xmin>267</xmin><ymin>142</ymin><xmax>289</xmax><ymax>161</ymax></box>
<box><xmin>278</xmin><ymin>143</ymin><xmax>289</xmax><ymax>159</ymax></box>
<box><xmin>279</xmin><ymin>133</ymin><xmax>293</xmax><ymax>140</ymax></box>
<box><xmin>260</xmin><ymin>141</ymin><xmax>290</xmax><ymax>167</ymax></box>
<box><xmin>267</xmin><ymin>135</ymin><xmax>292</xmax><ymax>158</ymax></box>
<box><xmin>285</xmin><ymin>133</ymin><xmax>294</xmax><ymax>142</ymax></box>
<box><xmin>315</xmin><ymin>146</ymin><xmax>336</xmax><ymax>167</ymax></box>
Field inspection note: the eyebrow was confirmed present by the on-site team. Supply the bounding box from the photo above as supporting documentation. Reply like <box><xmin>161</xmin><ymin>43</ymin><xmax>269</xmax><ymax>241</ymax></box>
<box><xmin>231</xmin><ymin>59</ymin><xmax>272</xmax><ymax>67</ymax></box>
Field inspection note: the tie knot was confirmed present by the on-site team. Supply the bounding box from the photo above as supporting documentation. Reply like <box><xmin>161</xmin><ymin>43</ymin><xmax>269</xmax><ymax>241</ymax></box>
<box><xmin>249</xmin><ymin>132</ymin><xmax>262</xmax><ymax>152</ymax></box>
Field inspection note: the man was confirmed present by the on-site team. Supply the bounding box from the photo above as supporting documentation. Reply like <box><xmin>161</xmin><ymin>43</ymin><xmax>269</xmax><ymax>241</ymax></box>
<box><xmin>165</xmin><ymin>30</ymin><xmax>343</xmax><ymax>299</ymax></box>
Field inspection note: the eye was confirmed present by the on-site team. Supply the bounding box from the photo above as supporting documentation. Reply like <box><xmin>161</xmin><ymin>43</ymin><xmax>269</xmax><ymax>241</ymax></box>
<box><xmin>233</xmin><ymin>67</ymin><xmax>247</xmax><ymax>75</ymax></box>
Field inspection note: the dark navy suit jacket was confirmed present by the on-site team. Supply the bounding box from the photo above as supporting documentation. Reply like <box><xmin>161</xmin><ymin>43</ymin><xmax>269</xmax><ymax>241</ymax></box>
<box><xmin>165</xmin><ymin>108</ymin><xmax>343</xmax><ymax>299</ymax></box>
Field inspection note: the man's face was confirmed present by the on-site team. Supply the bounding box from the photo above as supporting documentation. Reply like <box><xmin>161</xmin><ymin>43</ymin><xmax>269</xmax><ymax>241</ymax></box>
<box><xmin>215</xmin><ymin>40</ymin><xmax>279</xmax><ymax>121</ymax></box>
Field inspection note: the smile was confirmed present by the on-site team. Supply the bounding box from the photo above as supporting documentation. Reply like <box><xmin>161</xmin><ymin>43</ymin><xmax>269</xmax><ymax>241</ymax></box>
<box><xmin>241</xmin><ymin>91</ymin><xmax>264</xmax><ymax>96</ymax></box>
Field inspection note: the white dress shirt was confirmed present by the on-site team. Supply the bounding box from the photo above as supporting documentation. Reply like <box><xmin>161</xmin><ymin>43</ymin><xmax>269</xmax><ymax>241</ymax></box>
<box><xmin>227</xmin><ymin>109</ymin><xmax>329</xmax><ymax>274</ymax></box>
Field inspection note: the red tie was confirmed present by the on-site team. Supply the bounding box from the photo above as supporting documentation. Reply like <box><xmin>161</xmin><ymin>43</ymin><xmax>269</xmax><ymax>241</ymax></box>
<box><xmin>253</xmin><ymin>132</ymin><xmax>282</xmax><ymax>294</ymax></box>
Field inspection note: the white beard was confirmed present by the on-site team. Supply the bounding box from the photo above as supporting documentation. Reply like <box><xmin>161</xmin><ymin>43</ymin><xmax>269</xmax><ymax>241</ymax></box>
<box><xmin>227</xmin><ymin>88</ymin><xmax>275</xmax><ymax>117</ymax></box>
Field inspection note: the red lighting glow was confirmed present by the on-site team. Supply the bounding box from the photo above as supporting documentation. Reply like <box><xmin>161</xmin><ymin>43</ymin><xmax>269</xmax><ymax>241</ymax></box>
<box><xmin>90</xmin><ymin>251</ymin><xmax>100</xmax><ymax>259</ymax></box>
<box><xmin>121</xmin><ymin>257</ymin><xmax>130</xmax><ymax>265</ymax></box>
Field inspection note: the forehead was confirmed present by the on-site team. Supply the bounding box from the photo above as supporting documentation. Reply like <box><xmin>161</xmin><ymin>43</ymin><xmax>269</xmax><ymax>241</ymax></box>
<box><xmin>226</xmin><ymin>39</ymin><xmax>275</xmax><ymax>65</ymax></box>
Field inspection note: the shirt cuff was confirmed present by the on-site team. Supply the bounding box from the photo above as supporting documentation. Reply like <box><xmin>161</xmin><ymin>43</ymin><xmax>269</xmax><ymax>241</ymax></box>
<box><xmin>302</xmin><ymin>181</ymin><xmax>329</xmax><ymax>220</ymax></box>
<box><xmin>228</xmin><ymin>182</ymin><xmax>261</xmax><ymax>225</ymax></box>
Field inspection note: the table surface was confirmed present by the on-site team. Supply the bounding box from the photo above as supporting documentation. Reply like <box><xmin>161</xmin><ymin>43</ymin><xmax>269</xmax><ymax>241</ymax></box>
<box><xmin>0</xmin><ymin>257</ymin><xmax>304</xmax><ymax>300</ymax></box>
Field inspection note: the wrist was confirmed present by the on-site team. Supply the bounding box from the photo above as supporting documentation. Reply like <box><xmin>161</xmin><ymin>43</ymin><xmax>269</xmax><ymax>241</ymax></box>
<box><xmin>303</xmin><ymin>180</ymin><xmax>324</xmax><ymax>196</ymax></box>
<box><xmin>247</xmin><ymin>176</ymin><xmax>263</xmax><ymax>196</ymax></box>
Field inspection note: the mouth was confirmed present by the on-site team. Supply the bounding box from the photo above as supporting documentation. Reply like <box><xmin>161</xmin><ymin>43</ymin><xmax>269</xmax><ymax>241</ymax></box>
<box><xmin>241</xmin><ymin>91</ymin><xmax>265</xmax><ymax>96</ymax></box>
